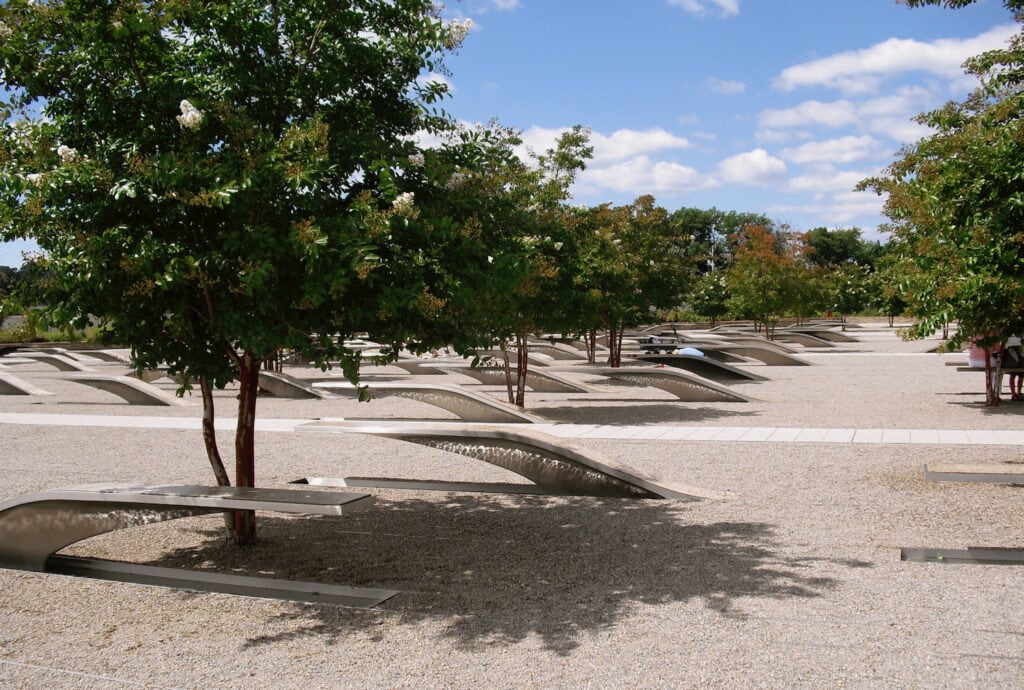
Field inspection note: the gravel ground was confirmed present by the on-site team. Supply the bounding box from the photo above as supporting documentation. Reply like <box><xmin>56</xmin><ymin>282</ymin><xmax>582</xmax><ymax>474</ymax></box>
<box><xmin>1</xmin><ymin>321</ymin><xmax>1024</xmax><ymax>688</ymax></box>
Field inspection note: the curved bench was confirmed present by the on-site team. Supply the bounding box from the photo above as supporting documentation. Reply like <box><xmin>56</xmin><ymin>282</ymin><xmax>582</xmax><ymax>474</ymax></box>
<box><xmin>297</xmin><ymin>422</ymin><xmax>721</xmax><ymax>501</ymax></box>
<box><xmin>313</xmin><ymin>380</ymin><xmax>542</xmax><ymax>424</ymax></box>
<box><xmin>0</xmin><ymin>372</ymin><xmax>53</xmax><ymax>396</ymax></box>
<box><xmin>526</xmin><ymin>341</ymin><xmax>587</xmax><ymax>360</ymax></box>
<box><xmin>258</xmin><ymin>371</ymin><xmax>540</xmax><ymax>423</ymax></box>
<box><xmin>62</xmin><ymin>373</ymin><xmax>194</xmax><ymax>407</ymax></box>
<box><xmin>634</xmin><ymin>354</ymin><xmax>766</xmax><ymax>382</ymax></box>
<box><xmin>677</xmin><ymin>343</ymin><xmax>811</xmax><ymax>366</ymax></box>
<box><xmin>430</xmin><ymin>363</ymin><xmax>593</xmax><ymax>393</ymax></box>
<box><xmin>0</xmin><ymin>484</ymin><xmax>373</xmax><ymax>571</ymax></box>
<box><xmin>18</xmin><ymin>352</ymin><xmax>96</xmax><ymax>372</ymax></box>
<box><xmin>570</xmin><ymin>366</ymin><xmax>751</xmax><ymax>403</ymax></box>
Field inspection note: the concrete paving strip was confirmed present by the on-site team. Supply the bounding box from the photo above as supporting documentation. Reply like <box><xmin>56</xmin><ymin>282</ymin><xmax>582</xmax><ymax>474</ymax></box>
<box><xmin>1</xmin><ymin>411</ymin><xmax>1023</xmax><ymax>445</ymax></box>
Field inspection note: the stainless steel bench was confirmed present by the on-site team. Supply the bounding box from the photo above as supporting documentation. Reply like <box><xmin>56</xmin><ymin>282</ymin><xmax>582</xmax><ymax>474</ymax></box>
<box><xmin>0</xmin><ymin>484</ymin><xmax>392</xmax><ymax>607</ymax></box>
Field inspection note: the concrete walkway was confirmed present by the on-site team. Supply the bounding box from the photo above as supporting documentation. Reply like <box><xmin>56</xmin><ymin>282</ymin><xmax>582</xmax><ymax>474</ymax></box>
<box><xmin>3</xmin><ymin>411</ymin><xmax>1023</xmax><ymax>445</ymax></box>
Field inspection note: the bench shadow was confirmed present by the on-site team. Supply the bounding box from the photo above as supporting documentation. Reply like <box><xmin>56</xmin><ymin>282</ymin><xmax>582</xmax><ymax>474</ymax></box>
<box><xmin>529</xmin><ymin>403</ymin><xmax>757</xmax><ymax>424</ymax></box>
<box><xmin>149</xmin><ymin>494</ymin><xmax>853</xmax><ymax>655</ymax></box>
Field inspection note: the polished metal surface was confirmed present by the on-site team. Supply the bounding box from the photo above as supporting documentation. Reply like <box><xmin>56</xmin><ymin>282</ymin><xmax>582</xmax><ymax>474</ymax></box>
<box><xmin>431</xmin><ymin>363</ymin><xmax>593</xmax><ymax>393</ymax></box>
<box><xmin>62</xmin><ymin>373</ymin><xmax>195</xmax><ymax>406</ymax></box>
<box><xmin>0</xmin><ymin>372</ymin><xmax>53</xmax><ymax>396</ymax></box>
<box><xmin>313</xmin><ymin>380</ymin><xmax>540</xmax><ymax>423</ymax></box>
<box><xmin>48</xmin><ymin>555</ymin><xmax>398</xmax><ymax>608</ymax></box>
<box><xmin>258</xmin><ymin>370</ymin><xmax>330</xmax><ymax>398</ymax></box>
<box><xmin>0</xmin><ymin>484</ymin><xmax>373</xmax><ymax>571</ymax></box>
<box><xmin>634</xmin><ymin>354</ymin><xmax>766</xmax><ymax>382</ymax></box>
<box><xmin>573</xmin><ymin>366</ymin><xmax>751</xmax><ymax>403</ymax></box>
<box><xmin>299</xmin><ymin>421</ymin><xmax>720</xmax><ymax>500</ymax></box>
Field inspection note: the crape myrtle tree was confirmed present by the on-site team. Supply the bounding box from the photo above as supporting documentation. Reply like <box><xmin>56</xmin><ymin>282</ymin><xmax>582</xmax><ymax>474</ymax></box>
<box><xmin>861</xmin><ymin>0</ymin><xmax>1024</xmax><ymax>403</ymax></box>
<box><xmin>397</xmin><ymin>122</ymin><xmax>592</xmax><ymax>408</ymax></box>
<box><xmin>0</xmin><ymin>0</ymin><xmax>474</xmax><ymax>543</ymax></box>
<box><xmin>459</xmin><ymin>125</ymin><xmax>591</xmax><ymax>408</ymax></box>
<box><xmin>573</xmin><ymin>196</ymin><xmax>693</xmax><ymax>367</ymax></box>
<box><xmin>688</xmin><ymin>271</ymin><xmax>730</xmax><ymax>327</ymax></box>
<box><xmin>724</xmin><ymin>224</ymin><xmax>804</xmax><ymax>339</ymax></box>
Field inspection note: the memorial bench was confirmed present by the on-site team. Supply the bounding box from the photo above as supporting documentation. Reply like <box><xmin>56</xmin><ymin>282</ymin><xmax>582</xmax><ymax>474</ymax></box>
<box><xmin>0</xmin><ymin>372</ymin><xmax>54</xmax><ymax>396</ymax></box>
<box><xmin>0</xmin><ymin>484</ymin><xmax>394</xmax><ymax>607</ymax></box>
<box><xmin>634</xmin><ymin>354</ymin><xmax>767</xmax><ymax>382</ymax></box>
<box><xmin>901</xmin><ymin>464</ymin><xmax>1024</xmax><ymax>566</ymax></box>
<box><xmin>257</xmin><ymin>370</ymin><xmax>541</xmax><ymax>423</ymax></box>
<box><xmin>296</xmin><ymin>421</ymin><xmax>722</xmax><ymax>501</ymax></box>
<box><xmin>62</xmin><ymin>373</ymin><xmax>195</xmax><ymax>407</ymax></box>
<box><xmin>555</xmin><ymin>366</ymin><xmax>751</xmax><ymax>403</ymax></box>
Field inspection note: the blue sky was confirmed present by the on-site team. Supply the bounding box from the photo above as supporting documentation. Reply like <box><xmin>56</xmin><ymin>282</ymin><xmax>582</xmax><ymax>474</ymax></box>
<box><xmin>0</xmin><ymin>0</ymin><xmax>1016</xmax><ymax>267</ymax></box>
<box><xmin>437</xmin><ymin>0</ymin><xmax>1015</xmax><ymax>238</ymax></box>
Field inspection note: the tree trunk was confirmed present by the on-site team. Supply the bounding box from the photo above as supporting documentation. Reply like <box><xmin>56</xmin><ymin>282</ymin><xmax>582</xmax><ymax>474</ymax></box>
<box><xmin>514</xmin><ymin>330</ymin><xmax>528</xmax><ymax>408</ymax></box>
<box><xmin>984</xmin><ymin>347</ymin><xmax>1001</xmax><ymax>406</ymax></box>
<box><xmin>233</xmin><ymin>350</ymin><xmax>260</xmax><ymax>545</ymax></box>
<box><xmin>606</xmin><ymin>325</ymin><xmax>620</xmax><ymax>367</ymax></box>
<box><xmin>200</xmin><ymin>375</ymin><xmax>231</xmax><ymax>487</ymax></box>
<box><xmin>585</xmin><ymin>328</ymin><xmax>597</xmax><ymax>364</ymax></box>
<box><xmin>500</xmin><ymin>344</ymin><xmax>514</xmax><ymax>405</ymax></box>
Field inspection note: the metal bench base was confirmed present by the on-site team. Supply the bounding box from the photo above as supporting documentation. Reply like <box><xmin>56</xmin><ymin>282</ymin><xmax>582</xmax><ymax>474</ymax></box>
<box><xmin>47</xmin><ymin>555</ymin><xmax>398</xmax><ymax>608</ymax></box>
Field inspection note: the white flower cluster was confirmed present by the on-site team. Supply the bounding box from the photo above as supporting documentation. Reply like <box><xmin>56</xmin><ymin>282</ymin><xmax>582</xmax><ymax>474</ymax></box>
<box><xmin>392</xmin><ymin>191</ymin><xmax>416</xmax><ymax>218</ymax></box>
<box><xmin>176</xmin><ymin>100</ymin><xmax>204</xmax><ymax>130</ymax></box>
<box><xmin>0</xmin><ymin>22</ymin><xmax>12</xmax><ymax>39</ymax></box>
<box><xmin>57</xmin><ymin>145</ymin><xmax>78</xmax><ymax>164</ymax></box>
<box><xmin>444</xmin><ymin>171</ymin><xmax>468</xmax><ymax>190</ymax></box>
<box><xmin>445</xmin><ymin>18</ymin><xmax>473</xmax><ymax>49</ymax></box>
<box><xmin>407</xmin><ymin>152</ymin><xmax>425</xmax><ymax>167</ymax></box>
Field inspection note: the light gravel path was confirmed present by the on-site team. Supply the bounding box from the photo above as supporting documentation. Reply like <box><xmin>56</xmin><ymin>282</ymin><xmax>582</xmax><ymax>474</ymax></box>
<box><xmin>2</xmin><ymin>321</ymin><xmax>1023</xmax><ymax>688</ymax></box>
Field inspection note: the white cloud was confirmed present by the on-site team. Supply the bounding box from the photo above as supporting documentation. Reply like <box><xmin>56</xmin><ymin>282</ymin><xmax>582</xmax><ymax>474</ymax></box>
<box><xmin>591</xmin><ymin>128</ymin><xmax>692</xmax><ymax>163</ymax></box>
<box><xmin>756</xmin><ymin>129</ymin><xmax>815</xmax><ymax>145</ymax></box>
<box><xmin>707</xmin><ymin>77</ymin><xmax>746</xmax><ymax>94</ymax></box>
<box><xmin>667</xmin><ymin>0</ymin><xmax>739</xmax><ymax>18</ymax></box>
<box><xmin>717</xmin><ymin>149</ymin><xmax>787</xmax><ymax>186</ymax></box>
<box><xmin>757</xmin><ymin>89</ymin><xmax>938</xmax><ymax>145</ymax></box>
<box><xmin>759</xmin><ymin>100</ymin><xmax>859</xmax><ymax>129</ymax></box>
<box><xmin>774</xmin><ymin>24</ymin><xmax>1018</xmax><ymax>94</ymax></box>
<box><xmin>780</xmin><ymin>135</ymin><xmax>885</xmax><ymax>165</ymax></box>
<box><xmin>520</xmin><ymin>126</ymin><xmax>691</xmax><ymax>164</ymax></box>
<box><xmin>785</xmin><ymin>167</ymin><xmax>876</xmax><ymax>194</ymax></box>
<box><xmin>767</xmin><ymin>190</ymin><xmax>885</xmax><ymax>229</ymax></box>
<box><xmin>579</xmin><ymin>155</ymin><xmax>716</xmax><ymax>196</ymax></box>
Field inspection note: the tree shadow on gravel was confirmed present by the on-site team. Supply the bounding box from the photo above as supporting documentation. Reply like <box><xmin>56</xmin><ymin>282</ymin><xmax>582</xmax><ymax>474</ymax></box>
<box><xmin>529</xmin><ymin>403</ymin><xmax>757</xmax><ymax>424</ymax></box>
<box><xmin>147</xmin><ymin>494</ymin><xmax>853</xmax><ymax>655</ymax></box>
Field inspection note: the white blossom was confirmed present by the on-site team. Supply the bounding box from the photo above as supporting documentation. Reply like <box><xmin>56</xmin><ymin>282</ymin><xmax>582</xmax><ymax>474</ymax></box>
<box><xmin>392</xmin><ymin>191</ymin><xmax>416</xmax><ymax>218</ymax></box>
<box><xmin>24</xmin><ymin>173</ymin><xmax>42</xmax><ymax>186</ymax></box>
<box><xmin>0</xmin><ymin>22</ymin><xmax>12</xmax><ymax>39</ymax></box>
<box><xmin>487</xmin><ymin>255</ymin><xmax>494</xmax><ymax>264</ymax></box>
<box><xmin>445</xmin><ymin>18</ymin><xmax>473</xmax><ymax>49</ymax></box>
<box><xmin>176</xmin><ymin>100</ymin><xmax>204</xmax><ymax>130</ymax></box>
<box><xmin>57</xmin><ymin>145</ymin><xmax>78</xmax><ymax>164</ymax></box>
<box><xmin>407</xmin><ymin>152</ymin><xmax>425</xmax><ymax>167</ymax></box>
<box><xmin>444</xmin><ymin>171</ymin><xmax>468</xmax><ymax>190</ymax></box>
<box><xmin>553</xmin><ymin>242</ymin><xmax>563</xmax><ymax>251</ymax></box>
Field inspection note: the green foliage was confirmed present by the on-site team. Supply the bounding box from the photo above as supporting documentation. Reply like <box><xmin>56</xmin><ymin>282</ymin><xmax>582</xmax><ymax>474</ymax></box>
<box><xmin>859</xmin><ymin>15</ymin><xmax>1024</xmax><ymax>350</ymax></box>
<box><xmin>724</xmin><ymin>225</ymin><xmax>805</xmax><ymax>336</ymax></box>
<box><xmin>670</xmin><ymin>207</ymin><xmax>773</xmax><ymax>274</ymax></box>
<box><xmin>804</xmin><ymin>227</ymin><xmax>883</xmax><ymax>269</ymax></box>
<box><xmin>0</xmin><ymin>0</ymin><xmax>462</xmax><ymax>381</ymax></box>
<box><xmin>0</xmin><ymin>1</ymin><xmax>468</xmax><ymax>523</ymax></box>
<box><xmin>688</xmin><ymin>272</ymin><xmax>730</xmax><ymax>325</ymax></box>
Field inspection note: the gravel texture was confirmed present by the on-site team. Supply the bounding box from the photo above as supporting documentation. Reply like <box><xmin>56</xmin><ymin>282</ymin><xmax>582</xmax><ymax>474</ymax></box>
<box><xmin>1</xmin><ymin>321</ymin><xmax>1024</xmax><ymax>688</ymax></box>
